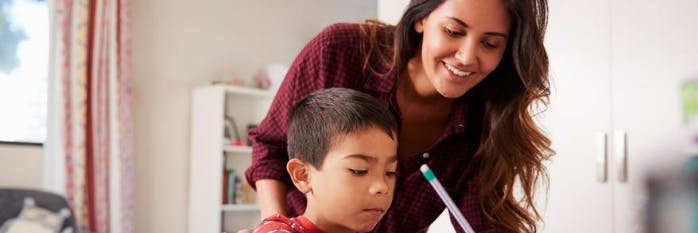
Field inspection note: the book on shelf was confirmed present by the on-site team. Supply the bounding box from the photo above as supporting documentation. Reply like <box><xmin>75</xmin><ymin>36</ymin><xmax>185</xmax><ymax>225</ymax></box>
<box><xmin>233</xmin><ymin>171</ymin><xmax>243</xmax><ymax>204</ymax></box>
<box><xmin>222</xmin><ymin>169</ymin><xmax>229</xmax><ymax>204</ymax></box>
<box><xmin>221</xmin><ymin>168</ymin><xmax>257</xmax><ymax>205</ymax></box>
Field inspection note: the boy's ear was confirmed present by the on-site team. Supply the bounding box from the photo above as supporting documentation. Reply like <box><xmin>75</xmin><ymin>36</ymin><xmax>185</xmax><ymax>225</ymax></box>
<box><xmin>287</xmin><ymin>158</ymin><xmax>311</xmax><ymax>193</ymax></box>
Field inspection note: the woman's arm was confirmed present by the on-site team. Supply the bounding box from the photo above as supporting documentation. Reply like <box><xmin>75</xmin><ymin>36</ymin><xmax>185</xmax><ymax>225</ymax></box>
<box><xmin>255</xmin><ymin>179</ymin><xmax>289</xmax><ymax>218</ymax></box>
<box><xmin>245</xmin><ymin>23</ymin><xmax>366</xmax><ymax>220</ymax></box>
<box><xmin>245</xmin><ymin>24</ymin><xmax>352</xmax><ymax>218</ymax></box>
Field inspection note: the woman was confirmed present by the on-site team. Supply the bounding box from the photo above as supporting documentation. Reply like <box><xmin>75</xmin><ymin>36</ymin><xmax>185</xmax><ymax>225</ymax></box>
<box><xmin>245</xmin><ymin>0</ymin><xmax>553</xmax><ymax>232</ymax></box>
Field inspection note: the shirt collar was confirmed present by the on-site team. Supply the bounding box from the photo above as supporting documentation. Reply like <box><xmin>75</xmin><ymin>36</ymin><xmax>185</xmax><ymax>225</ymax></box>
<box><xmin>363</xmin><ymin>70</ymin><xmax>472</xmax><ymax>136</ymax></box>
<box><xmin>448</xmin><ymin>97</ymin><xmax>469</xmax><ymax>135</ymax></box>
<box><xmin>296</xmin><ymin>216</ymin><xmax>327</xmax><ymax>233</ymax></box>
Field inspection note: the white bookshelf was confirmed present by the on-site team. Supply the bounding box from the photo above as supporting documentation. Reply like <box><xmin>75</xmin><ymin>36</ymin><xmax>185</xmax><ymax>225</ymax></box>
<box><xmin>222</xmin><ymin>204</ymin><xmax>261</xmax><ymax>212</ymax></box>
<box><xmin>224</xmin><ymin>145</ymin><xmax>253</xmax><ymax>153</ymax></box>
<box><xmin>218</xmin><ymin>85</ymin><xmax>273</xmax><ymax>98</ymax></box>
<box><xmin>188</xmin><ymin>85</ymin><xmax>273</xmax><ymax>233</ymax></box>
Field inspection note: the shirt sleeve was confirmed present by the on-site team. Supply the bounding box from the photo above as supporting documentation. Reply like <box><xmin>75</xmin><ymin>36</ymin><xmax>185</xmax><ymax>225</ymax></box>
<box><xmin>253</xmin><ymin>215</ymin><xmax>296</xmax><ymax>233</ymax></box>
<box><xmin>244</xmin><ymin>23</ymin><xmax>359</xmax><ymax>189</ymax></box>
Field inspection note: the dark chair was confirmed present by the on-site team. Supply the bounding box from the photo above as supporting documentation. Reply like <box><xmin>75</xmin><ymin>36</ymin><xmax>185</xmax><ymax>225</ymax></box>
<box><xmin>0</xmin><ymin>188</ymin><xmax>77</xmax><ymax>232</ymax></box>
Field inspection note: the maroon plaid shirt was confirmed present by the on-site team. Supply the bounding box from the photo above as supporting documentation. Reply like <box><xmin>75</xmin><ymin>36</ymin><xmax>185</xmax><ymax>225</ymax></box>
<box><xmin>246</xmin><ymin>23</ymin><xmax>513</xmax><ymax>233</ymax></box>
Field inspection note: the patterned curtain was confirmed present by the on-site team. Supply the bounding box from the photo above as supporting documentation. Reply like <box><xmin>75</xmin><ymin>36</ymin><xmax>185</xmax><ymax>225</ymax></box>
<box><xmin>45</xmin><ymin>0</ymin><xmax>134</xmax><ymax>232</ymax></box>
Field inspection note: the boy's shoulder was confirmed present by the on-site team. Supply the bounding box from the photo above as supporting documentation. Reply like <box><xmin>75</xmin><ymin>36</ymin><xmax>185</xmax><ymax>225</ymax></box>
<box><xmin>253</xmin><ymin>215</ymin><xmax>324</xmax><ymax>233</ymax></box>
<box><xmin>253</xmin><ymin>215</ymin><xmax>294</xmax><ymax>233</ymax></box>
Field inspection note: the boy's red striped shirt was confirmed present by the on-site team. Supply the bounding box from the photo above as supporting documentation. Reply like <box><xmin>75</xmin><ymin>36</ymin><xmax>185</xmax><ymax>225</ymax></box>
<box><xmin>253</xmin><ymin>215</ymin><xmax>325</xmax><ymax>233</ymax></box>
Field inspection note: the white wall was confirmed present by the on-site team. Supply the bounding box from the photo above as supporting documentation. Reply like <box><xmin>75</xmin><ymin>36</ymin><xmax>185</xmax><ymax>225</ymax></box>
<box><xmin>130</xmin><ymin>1</ymin><xmax>376</xmax><ymax>233</ymax></box>
<box><xmin>0</xmin><ymin>144</ymin><xmax>43</xmax><ymax>189</ymax></box>
<box><xmin>378</xmin><ymin>0</ymin><xmax>409</xmax><ymax>24</ymax></box>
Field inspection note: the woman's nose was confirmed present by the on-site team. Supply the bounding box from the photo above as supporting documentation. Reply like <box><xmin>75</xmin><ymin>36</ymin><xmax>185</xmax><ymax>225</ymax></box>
<box><xmin>455</xmin><ymin>40</ymin><xmax>478</xmax><ymax>66</ymax></box>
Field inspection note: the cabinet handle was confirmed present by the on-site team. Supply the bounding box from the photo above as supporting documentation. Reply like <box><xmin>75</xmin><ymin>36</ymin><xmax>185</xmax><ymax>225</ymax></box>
<box><xmin>614</xmin><ymin>131</ymin><xmax>628</xmax><ymax>182</ymax></box>
<box><xmin>596</xmin><ymin>132</ymin><xmax>608</xmax><ymax>182</ymax></box>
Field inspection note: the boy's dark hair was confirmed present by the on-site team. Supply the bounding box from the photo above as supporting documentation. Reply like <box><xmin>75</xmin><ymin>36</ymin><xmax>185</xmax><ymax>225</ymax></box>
<box><xmin>287</xmin><ymin>88</ymin><xmax>398</xmax><ymax>168</ymax></box>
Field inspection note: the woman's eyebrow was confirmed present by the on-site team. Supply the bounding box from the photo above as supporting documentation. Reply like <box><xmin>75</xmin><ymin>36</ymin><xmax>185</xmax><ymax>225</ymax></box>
<box><xmin>446</xmin><ymin>16</ymin><xmax>509</xmax><ymax>38</ymax></box>
<box><xmin>447</xmin><ymin>16</ymin><xmax>469</xmax><ymax>28</ymax></box>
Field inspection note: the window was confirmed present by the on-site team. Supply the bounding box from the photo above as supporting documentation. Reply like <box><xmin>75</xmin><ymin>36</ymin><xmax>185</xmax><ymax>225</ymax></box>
<box><xmin>0</xmin><ymin>0</ymin><xmax>48</xmax><ymax>144</ymax></box>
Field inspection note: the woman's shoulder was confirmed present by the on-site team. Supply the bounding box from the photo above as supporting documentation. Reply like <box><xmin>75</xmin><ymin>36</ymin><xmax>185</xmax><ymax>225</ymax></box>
<box><xmin>314</xmin><ymin>22</ymin><xmax>392</xmax><ymax>49</ymax></box>
<box><xmin>313</xmin><ymin>23</ymin><xmax>364</xmax><ymax>48</ymax></box>
<box><xmin>321</xmin><ymin>22</ymin><xmax>363</xmax><ymax>34</ymax></box>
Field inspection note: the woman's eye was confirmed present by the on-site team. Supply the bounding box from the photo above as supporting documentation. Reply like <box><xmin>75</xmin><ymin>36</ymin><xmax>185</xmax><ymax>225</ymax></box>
<box><xmin>386</xmin><ymin>171</ymin><xmax>397</xmax><ymax>177</ymax></box>
<box><xmin>349</xmin><ymin>169</ymin><xmax>368</xmax><ymax>176</ymax></box>
<box><xmin>444</xmin><ymin>27</ymin><xmax>464</xmax><ymax>37</ymax></box>
<box><xmin>482</xmin><ymin>41</ymin><xmax>499</xmax><ymax>49</ymax></box>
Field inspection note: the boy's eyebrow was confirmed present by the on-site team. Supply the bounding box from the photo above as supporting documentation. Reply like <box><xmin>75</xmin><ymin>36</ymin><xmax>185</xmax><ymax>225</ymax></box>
<box><xmin>344</xmin><ymin>154</ymin><xmax>375</xmax><ymax>162</ymax></box>
<box><xmin>343</xmin><ymin>154</ymin><xmax>399</xmax><ymax>163</ymax></box>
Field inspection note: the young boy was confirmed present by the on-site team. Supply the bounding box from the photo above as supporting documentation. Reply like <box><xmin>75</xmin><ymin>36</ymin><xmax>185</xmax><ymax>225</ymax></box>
<box><xmin>252</xmin><ymin>88</ymin><xmax>399</xmax><ymax>233</ymax></box>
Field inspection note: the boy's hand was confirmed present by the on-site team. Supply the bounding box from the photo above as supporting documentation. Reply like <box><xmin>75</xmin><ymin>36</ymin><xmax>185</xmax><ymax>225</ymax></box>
<box><xmin>236</xmin><ymin>229</ymin><xmax>252</xmax><ymax>233</ymax></box>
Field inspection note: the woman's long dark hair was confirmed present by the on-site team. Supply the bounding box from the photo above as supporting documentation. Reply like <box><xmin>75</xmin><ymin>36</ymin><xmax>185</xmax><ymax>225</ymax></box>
<box><xmin>360</xmin><ymin>0</ymin><xmax>554</xmax><ymax>232</ymax></box>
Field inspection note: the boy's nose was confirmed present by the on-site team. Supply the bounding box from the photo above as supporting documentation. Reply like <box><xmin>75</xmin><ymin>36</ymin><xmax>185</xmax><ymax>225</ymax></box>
<box><xmin>368</xmin><ymin>177</ymin><xmax>389</xmax><ymax>195</ymax></box>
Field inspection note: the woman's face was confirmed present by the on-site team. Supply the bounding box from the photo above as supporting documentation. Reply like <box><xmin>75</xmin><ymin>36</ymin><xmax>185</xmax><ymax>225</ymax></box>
<box><xmin>412</xmin><ymin>0</ymin><xmax>511</xmax><ymax>99</ymax></box>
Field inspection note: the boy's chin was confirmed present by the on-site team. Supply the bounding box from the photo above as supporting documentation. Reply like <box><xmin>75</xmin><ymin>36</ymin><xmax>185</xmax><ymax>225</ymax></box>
<box><xmin>351</xmin><ymin>225</ymin><xmax>378</xmax><ymax>233</ymax></box>
<box><xmin>348</xmin><ymin>219</ymin><xmax>382</xmax><ymax>233</ymax></box>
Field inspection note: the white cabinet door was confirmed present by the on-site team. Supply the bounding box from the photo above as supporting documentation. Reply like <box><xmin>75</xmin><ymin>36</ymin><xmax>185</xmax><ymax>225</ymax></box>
<box><xmin>539</xmin><ymin>0</ymin><xmax>614</xmax><ymax>232</ymax></box>
<box><xmin>610</xmin><ymin>0</ymin><xmax>698</xmax><ymax>232</ymax></box>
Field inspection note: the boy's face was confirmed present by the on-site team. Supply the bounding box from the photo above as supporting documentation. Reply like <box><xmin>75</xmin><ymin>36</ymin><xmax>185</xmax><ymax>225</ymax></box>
<box><xmin>299</xmin><ymin>126</ymin><xmax>398</xmax><ymax>233</ymax></box>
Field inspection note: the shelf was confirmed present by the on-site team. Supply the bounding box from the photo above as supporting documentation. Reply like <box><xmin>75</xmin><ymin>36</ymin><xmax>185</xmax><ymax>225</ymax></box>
<box><xmin>222</xmin><ymin>204</ymin><xmax>260</xmax><ymax>212</ymax></box>
<box><xmin>190</xmin><ymin>84</ymin><xmax>272</xmax><ymax>232</ymax></box>
<box><xmin>224</xmin><ymin>145</ymin><xmax>253</xmax><ymax>153</ymax></box>
<box><xmin>216</xmin><ymin>85</ymin><xmax>273</xmax><ymax>98</ymax></box>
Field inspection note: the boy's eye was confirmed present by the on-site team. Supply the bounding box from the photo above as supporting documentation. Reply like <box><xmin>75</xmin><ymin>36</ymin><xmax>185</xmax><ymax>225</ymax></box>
<box><xmin>386</xmin><ymin>171</ymin><xmax>397</xmax><ymax>177</ymax></box>
<box><xmin>349</xmin><ymin>169</ymin><xmax>368</xmax><ymax>176</ymax></box>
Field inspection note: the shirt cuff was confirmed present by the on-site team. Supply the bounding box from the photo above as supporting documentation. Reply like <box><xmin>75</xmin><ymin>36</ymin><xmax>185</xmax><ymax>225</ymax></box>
<box><xmin>245</xmin><ymin>159</ymin><xmax>293</xmax><ymax>190</ymax></box>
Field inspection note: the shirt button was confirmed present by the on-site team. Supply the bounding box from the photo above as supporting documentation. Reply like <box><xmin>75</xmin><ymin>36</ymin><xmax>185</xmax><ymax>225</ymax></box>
<box><xmin>422</xmin><ymin>152</ymin><xmax>430</xmax><ymax>159</ymax></box>
<box><xmin>458</xmin><ymin>124</ymin><xmax>464</xmax><ymax>128</ymax></box>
